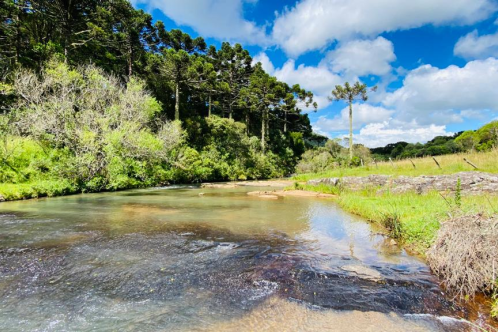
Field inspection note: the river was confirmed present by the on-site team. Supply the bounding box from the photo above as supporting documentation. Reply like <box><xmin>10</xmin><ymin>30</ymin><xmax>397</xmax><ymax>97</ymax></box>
<box><xmin>0</xmin><ymin>185</ymin><xmax>483</xmax><ymax>331</ymax></box>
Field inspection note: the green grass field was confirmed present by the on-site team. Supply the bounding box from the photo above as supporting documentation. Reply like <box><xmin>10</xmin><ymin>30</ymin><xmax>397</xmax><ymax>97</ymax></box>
<box><xmin>293</xmin><ymin>149</ymin><xmax>498</xmax><ymax>181</ymax></box>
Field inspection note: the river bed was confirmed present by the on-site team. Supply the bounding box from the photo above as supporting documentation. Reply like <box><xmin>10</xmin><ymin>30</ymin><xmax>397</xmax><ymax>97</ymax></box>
<box><xmin>0</xmin><ymin>185</ymin><xmax>483</xmax><ymax>331</ymax></box>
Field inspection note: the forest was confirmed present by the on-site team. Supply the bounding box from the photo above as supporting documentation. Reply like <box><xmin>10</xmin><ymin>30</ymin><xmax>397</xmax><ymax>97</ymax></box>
<box><xmin>0</xmin><ymin>0</ymin><xmax>317</xmax><ymax>199</ymax></box>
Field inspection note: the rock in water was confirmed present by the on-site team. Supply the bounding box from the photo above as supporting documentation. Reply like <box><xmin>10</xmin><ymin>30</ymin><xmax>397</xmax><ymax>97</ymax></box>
<box><xmin>340</xmin><ymin>265</ymin><xmax>383</xmax><ymax>282</ymax></box>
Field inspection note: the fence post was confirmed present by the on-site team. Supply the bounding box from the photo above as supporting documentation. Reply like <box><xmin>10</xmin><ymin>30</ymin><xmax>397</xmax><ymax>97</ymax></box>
<box><xmin>409</xmin><ymin>159</ymin><xmax>416</xmax><ymax>169</ymax></box>
<box><xmin>432</xmin><ymin>157</ymin><xmax>441</xmax><ymax>170</ymax></box>
<box><xmin>463</xmin><ymin>158</ymin><xmax>478</xmax><ymax>170</ymax></box>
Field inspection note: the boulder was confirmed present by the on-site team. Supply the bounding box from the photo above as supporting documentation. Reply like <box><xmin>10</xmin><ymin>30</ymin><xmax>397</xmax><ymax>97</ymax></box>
<box><xmin>307</xmin><ymin>172</ymin><xmax>498</xmax><ymax>195</ymax></box>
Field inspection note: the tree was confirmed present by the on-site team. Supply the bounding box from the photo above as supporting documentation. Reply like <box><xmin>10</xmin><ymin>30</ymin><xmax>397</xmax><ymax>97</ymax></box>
<box><xmin>280</xmin><ymin>83</ymin><xmax>316</xmax><ymax>133</ymax></box>
<box><xmin>216</xmin><ymin>42</ymin><xmax>252</xmax><ymax>120</ymax></box>
<box><xmin>12</xmin><ymin>60</ymin><xmax>183</xmax><ymax>186</ymax></box>
<box><xmin>242</xmin><ymin>64</ymin><xmax>283</xmax><ymax>152</ymax></box>
<box><xmin>94</xmin><ymin>0</ymin><xmax>157</xmax><ymax>77</ymax></box>
<box><xmin>330</xmin><ymin>81</ymin><xmax>376</xmax><ymax>160</ymax></box>
<box><xmin>157</xmin><ymin>28</ymin><xmax>206</xmax><ymax>121</ymax></box>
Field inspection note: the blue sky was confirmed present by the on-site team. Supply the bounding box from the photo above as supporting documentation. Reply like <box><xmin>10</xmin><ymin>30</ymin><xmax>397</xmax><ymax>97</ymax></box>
<box><xmin>132</xmin><ymin>0</ymin><xmax>498</xmax><ymax>147</ymax></box>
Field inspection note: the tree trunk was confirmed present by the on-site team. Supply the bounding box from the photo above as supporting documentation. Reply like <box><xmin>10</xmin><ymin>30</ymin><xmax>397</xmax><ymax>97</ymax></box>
<box><xmin>229</xmin><ymin>103</ymin><xmax>232</xmax><ymax>119</ymax></box>
<box><xmin>127</xmin><ymin>38</ymin><xmax>133</xmax><ymax>77</ymax></box>
<box><xmin>284</xmin><ymin>110</ymin><xmax>287</xmax><ymax>133</ymax></box>
<box><xmin>349</xmin><ymin>101</ymin><xmax>353</xmax><ymax>160</ymax></box>
<box><xmin>245</xmin><ymin>112</ymin><xmax>249</xmax><ymax>134</ymax></box>
<box><xmin>175</xmin><ymin>82</ymin><xmax>180</xmax><ymax>121</ymax></box>
<box><xmin>261</xmin><ymin>109</ymin><xmax>266</xmax><ymax>153</ymax></box>
<box><xmin>208</xmin><ymin>94</ymin><xmax>212</xmax><ymax>117</ymax></box>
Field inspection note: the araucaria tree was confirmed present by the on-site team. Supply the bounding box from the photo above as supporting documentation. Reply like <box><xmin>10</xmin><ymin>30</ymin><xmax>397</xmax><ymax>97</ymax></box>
<box><xmin>330</xmin><ymin>82</ymin><xmax>376</xmax><ymax>160</ymax></box>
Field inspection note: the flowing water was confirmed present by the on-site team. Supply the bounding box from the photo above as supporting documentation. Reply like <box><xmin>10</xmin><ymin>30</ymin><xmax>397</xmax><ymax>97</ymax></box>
<box><xmin>0</xmin><ymin>185</ymin><xmax>485</xmax><ymax>331</ymax></box>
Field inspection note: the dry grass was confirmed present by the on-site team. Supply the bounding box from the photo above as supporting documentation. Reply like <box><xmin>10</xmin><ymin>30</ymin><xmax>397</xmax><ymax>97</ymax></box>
<box><xmin>427</xmin><ymin>213</ymin><xmax>498</xmax><ymax>298</ymax></box>
<box><xmin>294</xmin><ymin>149</ymin><xmax>498</xmax><ymax>181</ymax></box>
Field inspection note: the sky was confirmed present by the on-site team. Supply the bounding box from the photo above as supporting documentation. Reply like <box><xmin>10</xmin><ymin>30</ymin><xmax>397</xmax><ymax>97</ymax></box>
<box><xmin>131</xmin><ymin>0</ymin><xmax>498</xmax><ymax>147</ymax></box>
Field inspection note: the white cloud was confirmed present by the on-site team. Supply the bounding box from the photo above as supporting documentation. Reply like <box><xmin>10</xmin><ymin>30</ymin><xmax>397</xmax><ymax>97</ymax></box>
<box><xmin>322</xmin><ymin>37</ymin><xmax>396</xmax><ymax>77</ymax></box>
<box><xmin>273</xmin><ymin>59</ymin><xmax>343</xmax><ymax>110</ymax></box>
<box><xmin>252</xmin><ymin>52</ymin><xmax>275</xmax><ymax>74</ymax></box>
<box><xmin>313</xmin><ymin>104</ymin><xmax>394</xmax><ymax>131</ymax></box>
<box><xmin>354</xmin><ymin>121</ymin><xmax>453</xmax><ymax>147</ymax></box>
<box><xmin>383</xmin><ymin>58</ymin><xmax>498</xmax><ymax>125</ymax></box>
<box><xmin>132</xmin><ymin>0</ymin><xmax>268</xmax><ymax>45</ymax></box>
<box><xmin>454</xmin><ymin>30</ymin><xmax>498</xmax><ymax>59</ymax></box>
<box><xmin>272</xmin><ymin>0</ymin><xmax>496</xmax><ymax>57</ymax></box>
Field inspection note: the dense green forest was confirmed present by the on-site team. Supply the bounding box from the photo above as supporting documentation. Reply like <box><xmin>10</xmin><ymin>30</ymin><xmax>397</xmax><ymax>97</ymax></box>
<box><xmin>0</xmin><ymin>0</ymin><xmax>318</xmax><ymax>198</ymax></box>
<box><xmin>371</xmin><ymin>121</ymin><xmax>498</xmax><ymax>160</ymax></box>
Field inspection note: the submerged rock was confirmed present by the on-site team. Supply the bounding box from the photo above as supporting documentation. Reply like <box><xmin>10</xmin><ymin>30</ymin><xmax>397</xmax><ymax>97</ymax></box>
<box><xmin>201</xmin><ymin>183</ymin><xmax>239</xmax><ymax>189</ymax></box>
<box><xmin>247</xmin><ymin>190</ymin><xmax>335</xmax><ymax>198</ymax></box>
<box><xmin>340</xmin><ymin>264</ymin><xmax>383</xmax><ymax>282</ymax></box>
<box><xmin>307</xmin><ymin>172</ymin><xmax>498</xmax><ymax>195</ymax></box>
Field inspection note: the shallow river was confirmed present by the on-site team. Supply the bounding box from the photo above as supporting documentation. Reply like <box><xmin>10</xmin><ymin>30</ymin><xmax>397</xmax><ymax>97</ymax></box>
<box><xmin>0</xmin><ymin>185</ymin><xmax>483</xmax><ymax>331</ymax></box>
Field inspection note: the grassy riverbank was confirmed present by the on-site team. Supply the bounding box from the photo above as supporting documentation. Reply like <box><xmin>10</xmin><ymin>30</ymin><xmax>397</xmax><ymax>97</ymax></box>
<box><xmin>295</xmin><ymin>183</ymin><xmax>497</xmax><ymax>250</ymax></box>
<box><xmin>290</xmin><ymin>183</ymin><xmax>498</xmax><ymax>320</ymax></box>
<box><xmin>291</xmin><ymin>152</ymin><xmax>498</xmax><ymax>320</ymax></box>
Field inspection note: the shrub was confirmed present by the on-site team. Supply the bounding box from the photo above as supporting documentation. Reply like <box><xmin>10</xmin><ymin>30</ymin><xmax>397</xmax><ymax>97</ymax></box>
<box><xmin>427</xmin><ymin>214</ymin><xmax>498</xmax><ymax>298</ymax></box>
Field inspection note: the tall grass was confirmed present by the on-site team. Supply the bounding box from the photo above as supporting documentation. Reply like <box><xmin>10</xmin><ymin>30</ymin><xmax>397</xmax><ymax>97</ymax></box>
<box><xmin>293</xmin><ymin>149</ymin><xmax>498</xmax><ymax>181</ymax></box>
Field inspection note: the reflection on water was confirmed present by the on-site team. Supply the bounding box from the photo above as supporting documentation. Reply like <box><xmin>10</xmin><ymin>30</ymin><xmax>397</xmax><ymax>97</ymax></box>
<box><xmin>0</xmin><ymin>186</ymin><xmax>472</xmax><ymax>331</ymax></box>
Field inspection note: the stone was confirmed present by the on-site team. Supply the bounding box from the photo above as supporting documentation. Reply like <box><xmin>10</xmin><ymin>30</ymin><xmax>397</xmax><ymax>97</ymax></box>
<box><xmin>201</xmin><ymin>183</ymin><xmax>238</xmax><ymax>189</ymax></box>
<box><xmin>0</xmin><ymin>194</ymin><xmax>4</xmax><ymax>202</ymax></box>
<box><xmin>307</xmin><ymin>172</ymin><xmax>498</xmax><ymax>195</ymax></box>
<box><xmin>389</xmin><ymin>239</ymin><xmax>397</xmax><ymax>246</ymax></box>
<box><xmin>340</xmin><ymin>264</ymin><xmax>383</xmax><ymax>282</ymax></box>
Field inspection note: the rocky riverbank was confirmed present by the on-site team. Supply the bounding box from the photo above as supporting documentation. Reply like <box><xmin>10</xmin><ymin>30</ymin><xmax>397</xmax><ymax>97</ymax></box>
<box><xmin>307</xmin><ymin>171</ymin><xmax>498</xmax><ymax>194</ymax></box>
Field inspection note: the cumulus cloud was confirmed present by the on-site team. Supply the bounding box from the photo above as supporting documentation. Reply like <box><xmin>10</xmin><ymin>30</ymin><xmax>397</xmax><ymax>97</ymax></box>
<box><xmin>252</xmin><ymin>52</ymin><xmax>275</xmax><ymax>74</ymax></box>
<box><xmin>272</xmin><ymin>59</ymin><xmax>344</xmax><ymax>110</ymax></box>
<box><xmin>322</xmin><ymin>37</ymin><xmax>396</xmax><ymax>77</ymax></box>
<box><xmin>353</xmin><ymin>121</ymin><xmax>453</xmax><ymax>147</ymax></box>
<box><xmin>454</xmin><ymin>30</ymin><xmax>498</xmax><ymax>59</ymax></box>
<box><xmin>313</xmin><ymin>104</ymin><xmax>394</xmax><ymax>132</ymax></box>
<box><xmin>132</xmin><ymin>0</ymin><xmax>268</xmax><ymax>45</ymax></box>
<box><xmin>383</xmin><ymin>58</ymin><xmax>498</xmax><ymax>125</ymax></box>
<box><xmin>272</xmin><ymin>0</ymin><xmax>496</xmax><ymax>57</ymax></box>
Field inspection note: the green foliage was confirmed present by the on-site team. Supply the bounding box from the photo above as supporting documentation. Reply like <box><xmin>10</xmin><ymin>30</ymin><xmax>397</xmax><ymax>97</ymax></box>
<box><xmin>455</xmin><ymin>177</ymin><xmax>462</xmax><ymax>208</ymax></box>
<box><xmin>329</xmin><ymin>82</ymin><xmax>376</xmax><ymax>160</ymax></box>
<box><xmin>0</xmin><ymin>0</ymin><xmax>317</xmax><ymax>200</ymax></box>
<box><xmin>296</xmin><ymin>140</ymin><xmax>371</xmax><ymax>174</ymax></box>
<box><xmin>372</xmin><ymin>121</ymin><xmax>498</xmax><ymax>161</ymax></box>
<box><xmin>380</xmin><ymin>209</ymin><xmax>403</xmax><ymax>240</ymax></box>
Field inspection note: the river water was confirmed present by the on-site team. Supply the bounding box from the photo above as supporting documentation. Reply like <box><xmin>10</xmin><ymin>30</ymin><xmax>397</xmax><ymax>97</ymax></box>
<box><xmin>0</xmin><ymin>185</ymin><xmax>481</xmax><ymax>331</ymax></box>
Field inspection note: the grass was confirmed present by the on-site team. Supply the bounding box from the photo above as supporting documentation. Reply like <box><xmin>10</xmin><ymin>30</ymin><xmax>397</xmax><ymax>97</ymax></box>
<box><xmin>290</xmin><ymin>183</ymin><xmax>498</xmax><ymax>254</ymax></box>
<box><xmin>0</xmin><ymin>180</ymin><xmax>78</xmax><ymax>201</ymax></box>
<box><xmin>293</xmin><ymin>149</ymin><xmax>498</xmax><ymax>181</ymax></box>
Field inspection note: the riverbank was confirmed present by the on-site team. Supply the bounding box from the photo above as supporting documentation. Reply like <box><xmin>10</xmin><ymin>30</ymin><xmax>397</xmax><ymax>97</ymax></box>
<box><xmin>291</xmin><ymin>173</ymin><xmax>498</xmax><ymax>322</ymax></box>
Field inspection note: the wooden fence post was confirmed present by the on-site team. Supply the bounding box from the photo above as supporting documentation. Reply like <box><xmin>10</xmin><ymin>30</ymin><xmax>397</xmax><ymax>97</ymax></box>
<box><xmin>432</xmin><ymin>157</ymin><xmax>441</xmax><ymax>170</ymax></box>
<box><xmin>463</xmin><ymin>158</ymin><xmax>478</xmax><ymax>170</ymax></box>
<box><xmin>409</xmin><ymin>159</ymin><xmax>416</xmax><ymax>169</ymax></box>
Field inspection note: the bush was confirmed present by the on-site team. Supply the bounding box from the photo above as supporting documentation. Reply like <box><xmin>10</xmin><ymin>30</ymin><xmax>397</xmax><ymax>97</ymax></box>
<box><xmin>427</xmin><ymin>214</ymin><xmax>498</xmax><ymax>298</ymax></box>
